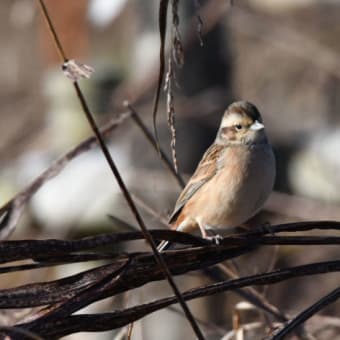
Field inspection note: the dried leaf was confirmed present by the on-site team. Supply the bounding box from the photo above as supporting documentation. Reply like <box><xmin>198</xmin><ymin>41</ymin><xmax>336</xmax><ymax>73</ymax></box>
<box><xmin>152</xmin><ymin>0</ymin><xmax>170</xmax><ymax>151</ymax></box>
<box><xmin>62</xmin><ymin>59</ymin><xmax>94</xmax><ymax>82</ymax></box>
<box><xmin>164</xmin><ymin>57</ymin><xmax>178</xmax><ymax>173</ymax></box>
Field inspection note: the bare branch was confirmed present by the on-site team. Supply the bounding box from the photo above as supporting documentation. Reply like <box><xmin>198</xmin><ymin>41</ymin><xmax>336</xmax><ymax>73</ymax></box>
<box><xmin>8</xmin><ymin>260</ymin><xmax>340</xmax><ymax>339</ymax></box>
<box><xmin>269</xmin><ymin>287</ymin><xmax>340</xmax><ymax>340</ymax></box>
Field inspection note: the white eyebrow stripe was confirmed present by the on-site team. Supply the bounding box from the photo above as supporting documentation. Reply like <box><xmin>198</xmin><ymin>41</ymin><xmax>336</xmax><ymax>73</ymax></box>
<box><xmin>220</xmin><ymin>113</ymin><xmax>243</xmax><ymax>128</ymax></box>
<box><xmin>220</xmin><ymin>118</ymin><xmax>231</xmax><ymax>128</ymax></box>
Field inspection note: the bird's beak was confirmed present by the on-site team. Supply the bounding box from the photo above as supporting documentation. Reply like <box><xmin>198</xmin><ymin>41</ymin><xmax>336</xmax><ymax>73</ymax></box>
<box><xmin>250</xmin><ymin>120</ymin><xmax>264</xmax><ymax>131</ymax></box>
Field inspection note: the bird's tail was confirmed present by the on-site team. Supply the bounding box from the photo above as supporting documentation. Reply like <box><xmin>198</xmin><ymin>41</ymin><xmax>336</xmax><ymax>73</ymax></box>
<box><xmin>158</xmin><ymin>224</ymin><xmax>188</xmax><ymax>251</ymax></box>
<box><xmin>157</xmin><ymin>240</ymin><xmax>171</xmax><ymax>252</ymax></box>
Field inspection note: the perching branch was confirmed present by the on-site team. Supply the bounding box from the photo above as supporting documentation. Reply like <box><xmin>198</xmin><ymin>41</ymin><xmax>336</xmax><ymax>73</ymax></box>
<box><xmin>5</xmin><ymin>259</ymin><xmax>340</xmax><ymax>339</ymax></box>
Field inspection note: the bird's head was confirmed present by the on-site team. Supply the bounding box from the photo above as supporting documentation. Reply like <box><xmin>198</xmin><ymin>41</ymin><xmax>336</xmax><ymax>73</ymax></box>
<box><xmin>216</xmin><ymin>101</ymin><xmax>267</xmax><ymax>145</ymax></box>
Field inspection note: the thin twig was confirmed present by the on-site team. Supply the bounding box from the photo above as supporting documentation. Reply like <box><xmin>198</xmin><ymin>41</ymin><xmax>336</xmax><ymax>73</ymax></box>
<box><xmin>127</xmin><ymin>322</ymin><xmax>134</xmax><ymax>340</ymax></box>
<box><xmin>269</xmin><ymin>287</ymin><xmax>340</xmax><ymax>340</ymax></box>
<box><xmin>37</xmin><ymin>0</ymin><xmax>66</xmax><ymax>61</ymax></box>
<box><xmin>36</xmin><ymin>1</ymin><xmax>204</xmax><ymax>338</ymax></box>
<box><xmin>262</xmin><ymin>245</ymin><xmax>280</xmax><ymax>296</ymax></box>
<box><xmin>215</xmin><ymin>263</ymin><xmax>287</xmax><ymax>323</ymax></box>
<box><xmin>131</xmin><ymin>193</ymin><xmax>170</xmax><ymax>227</ymax></box>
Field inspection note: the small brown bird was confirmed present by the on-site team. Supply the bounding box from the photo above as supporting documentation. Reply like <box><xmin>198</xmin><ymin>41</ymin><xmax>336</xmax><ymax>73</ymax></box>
<box><xmin>159</xmin><ymin>101</ymin><xmax>275</xmax><ymax>250</ymax></box>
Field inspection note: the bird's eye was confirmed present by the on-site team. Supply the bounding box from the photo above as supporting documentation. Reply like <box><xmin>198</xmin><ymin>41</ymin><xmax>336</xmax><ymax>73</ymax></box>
<box><xmin>235</xmin><ymin>124</ymin><xmax>243</xmax><ymax>131</ymax></box>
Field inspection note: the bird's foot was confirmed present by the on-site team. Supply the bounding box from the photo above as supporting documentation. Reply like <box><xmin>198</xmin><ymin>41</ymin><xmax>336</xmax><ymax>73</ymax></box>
<box><xmin>205</xmin><ymin>234</ymin><xmax>223</xmax><ymax>245</ymax></box>
<box><xmin>198</xmin><ymin>222</ymin><xmax>224</xmax><ymax>245</ymax></box>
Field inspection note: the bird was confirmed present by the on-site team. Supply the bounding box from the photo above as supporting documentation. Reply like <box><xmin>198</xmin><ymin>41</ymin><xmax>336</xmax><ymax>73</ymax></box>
<box><xmin>158</xmin><ymin>100</ymin><xmax>275</xmax><ymax>251</ymax></box>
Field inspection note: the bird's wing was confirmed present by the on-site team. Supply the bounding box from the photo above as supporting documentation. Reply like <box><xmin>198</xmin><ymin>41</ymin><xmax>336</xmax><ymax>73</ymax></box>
<box><xmin>169</xmin><ymin>143</ymin><xmax>225</xmax><ymax>223</ymax></box>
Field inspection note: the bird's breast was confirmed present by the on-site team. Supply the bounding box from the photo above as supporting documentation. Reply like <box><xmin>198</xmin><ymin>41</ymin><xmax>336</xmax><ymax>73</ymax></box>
<box><xmin>186</xmin><ymin>144</ymin><xmax>275</xmax><ymax>228</ymax></box>
<box><xmin>216</xmin><ymin>144</ymin><xmax>275</xmax><ymax>225</ymax></box>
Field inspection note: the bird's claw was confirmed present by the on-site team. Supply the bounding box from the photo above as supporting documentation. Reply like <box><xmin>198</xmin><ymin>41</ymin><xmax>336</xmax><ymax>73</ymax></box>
<box><xmin>205</xmin><ymin>234</ymin><xmax>223</xmax><ymax>245</ymax></box>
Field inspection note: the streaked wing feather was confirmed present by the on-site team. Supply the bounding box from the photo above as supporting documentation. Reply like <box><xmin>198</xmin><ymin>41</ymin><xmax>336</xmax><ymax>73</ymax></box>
<box><xmin>169</xmin><ymin>143</ymin><xmax>224</xmax><ymax>223</ymax></box>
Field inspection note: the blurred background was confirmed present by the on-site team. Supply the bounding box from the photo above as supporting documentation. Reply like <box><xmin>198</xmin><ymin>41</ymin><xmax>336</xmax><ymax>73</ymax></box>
<box><xmin>1</xmin><ymin>0</ymin><xmax>340</xmax><ymax>339</ymax></box>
